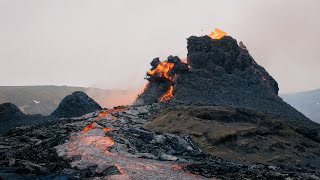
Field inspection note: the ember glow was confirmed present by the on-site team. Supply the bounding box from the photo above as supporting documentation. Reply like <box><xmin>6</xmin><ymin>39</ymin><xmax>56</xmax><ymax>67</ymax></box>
<box><xmin>56</xmin><ymin>116</ymin><xmax>202</xmax><ymax>179</ymax></box>
<box><xmin>209</xmin><ymin>28</ymin><xmax>227</xmax><ymax>39</ymax></box>
<box><xmin>97</xmin><ymin>107</ymin><xmax>126</xmax><ymax>119</ymax></box>
<box><xmin>147</xmin><ymin>61</ymin><xmax>175</xmax><ymax>81</ymax></box>
<box><xmin>81</xmin><ymin>122</ymin><xmax>99</xmax><ymax>132</ymax></box>
<box><xmin>81</xmin><ymin>122</ymin><xmax>112</xmax><ymax>132</ymax></box>
<box><xmin>160</xmin><ymin>85</ymin><xmax>174</xmax><ymax>102</ymax></box>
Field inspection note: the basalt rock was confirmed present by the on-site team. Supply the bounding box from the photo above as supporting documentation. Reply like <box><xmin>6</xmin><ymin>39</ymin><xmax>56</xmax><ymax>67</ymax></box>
<box><xmin>137</xmin><ymin>35</ymin><xmax>320</xmax><ymax>140</ymax></box>
<box><xmin>0</xmin><ymin>103</ymin><xmax>26</xmax><ymax>121</ymax></box>
<box><xmin>0</xmin><ymin>103</ymin><xmax>51</xmax><ymax>134</ymax></box>
<box><xmin>1</xmin><ymin>103</ymin><xmax>319</xmax><ymax>179</ymax></box>
<box><xmin>51</xmin><ymin>91</ymin><xmax>102</xmax><ymax>118</ymax></box>
<box><xmin>135</xmin><ymin>56</ymin><xmax>189</xmax><ymax>105</ymax></box>
<box><xmin>145</xmin><ymin>106</ymin><xmax>320</xmax><ymax>169</ymax></box>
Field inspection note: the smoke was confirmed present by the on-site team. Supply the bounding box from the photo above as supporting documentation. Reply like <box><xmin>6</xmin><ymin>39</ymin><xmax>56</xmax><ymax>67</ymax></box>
<box><xmin>84</xmin><ymin>87</ymin><xmax>142</xmax><ymax>108</ymax></box>
<box><xmin>231</xmin><ymin>0</ymin><xmax>320</xmax><ymax>93</ymax></box>
<box><xmin>0</xmin><ymin>0</ymin><xmax>319</xmax><ymax>94</ymax></box>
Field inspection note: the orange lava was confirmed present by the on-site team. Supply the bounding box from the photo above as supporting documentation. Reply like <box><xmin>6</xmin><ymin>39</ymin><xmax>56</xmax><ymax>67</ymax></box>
<box><xmin>81</xmin><ymin>122</ymin><xmax>98</xmax><ymax>132</ymax></box>
<box><xmin>159</xmin><ymin>85</ymin><xmax>174</xmax><ymax>102</ymax></box>
<box><xmin>59</xmin><ymin>119</ymin><xmax>203</xmax><ymax>179</ymax></box>
<box><xmin>81</xmin><ymin>135</ymin><xmax>115</xmax><ymax>148</ymax></box>
<box><xmin>97</xmin><ymin>107</ymin><xmax>127</xmax><ymax>119</ymax></box>
<box><xmin>102</xmin><ymin>127</ymin><xmax>112</xmax><ymax>131</ymax></box>
<box><xmin>81</xmin><ymin>122</ymin><xmax>112</xmax><ymax>132</ymax></box>
<box><xmin>209</xmin><ymin>28</ymin><xmax>227</xmax><ymax>39</ymax></box>
<box><xmin>147</xmin><ymin>61</ymin><xmax>175</xmax><ymax>81</ymax></box>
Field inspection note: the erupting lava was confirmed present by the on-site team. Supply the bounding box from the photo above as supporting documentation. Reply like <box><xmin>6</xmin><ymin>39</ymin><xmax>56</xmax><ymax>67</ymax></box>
<box><xmin>147</xmin><ymin>61</ymin><xmax>175</xmax><ymax>81</ymax></box>
<box><xmin>140</xmin><ymin>28</ymin><xmax>226</xmax><ymax>103</ymax></box>
<box><xmin>209</xmin><ymin>28</ymin><xmax>227</xmax><ymax>39</ymax></box>
<box><xmin>147</xmin><ymin>59</ymin><xmax>177</xmax><ymax>102</ymax></box>
<box><xmin>160</xmin><ymin>85</ymin><xmax>174</xmax><ymax>102</ymax></box>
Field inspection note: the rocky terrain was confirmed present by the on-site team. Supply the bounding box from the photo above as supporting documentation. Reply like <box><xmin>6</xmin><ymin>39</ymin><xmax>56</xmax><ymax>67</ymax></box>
<box><xmin>0</xmin><ymin>91</ymin><xmax>103</xmax><ymax>134</ymax></box>
<box><xmin>0</xmin><ymin>33</ymin><xmax>319</xmax><ymax>179</ymax></box>
<box><xmin>136</xmin><ymin>35</ymin><xmax>320</xmax><ymax>142</ymax></box>
<box><xmin>0</xmin><ymin>103</ymin><xmax>54</xmax><ymax>134</ymax></box>
<box><xmin>146</xmin><ymin>106</ymin><xmax>320</xmax><ymax>168</ymax></box>
<box><xmin>1</xmin><ymin>102</ymin><xmax>319</xmax><ymax>179</ymax></box>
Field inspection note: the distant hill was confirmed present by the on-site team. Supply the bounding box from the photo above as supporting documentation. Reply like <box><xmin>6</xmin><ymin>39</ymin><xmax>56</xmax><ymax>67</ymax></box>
<box><xmin>281</xmin><ymin>89</ymin><xmax>320</xmax><ymax>123</ymax></box>
<box><xmin>0</xmin><ymin>86</ymin><xmax>139</xmax><ymax>115</ymax></box>
<box><xmin>1</xmin><ymin>86</ymin><xmax>319</xmax><ymax>124</ymax></box>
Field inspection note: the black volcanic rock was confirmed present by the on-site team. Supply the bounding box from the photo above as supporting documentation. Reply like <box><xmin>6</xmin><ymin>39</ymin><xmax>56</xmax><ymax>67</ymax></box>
<box><xmin>135</xmin><ymin>56</ymin><xmax>189</xmax><ymax>105</ymax></box>
<box><xmin>0</xmin><ymin>103</ymin><xmax>26</xmax><ymax>122</ymax></box>
<box><xmin>0</xmin><ymin>102</ymin><xmax>52</xmax><ymax>134</ymax></box>
<box><xmin>51</xmin><ymin>91</ymin><xmax>102</xmax><ymax>118</ymax></box>
<box><xmin>137</xmin><ymin>35</ymin><xmax>320</xmax><ymax>140</ymax></box>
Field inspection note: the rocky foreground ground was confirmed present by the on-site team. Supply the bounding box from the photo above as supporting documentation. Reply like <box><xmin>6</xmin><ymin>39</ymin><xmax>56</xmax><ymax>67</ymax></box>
<box><xmin>0</xmin><ymin>102</ymin><xmax>319</xmax><ymax>179</ymax></box>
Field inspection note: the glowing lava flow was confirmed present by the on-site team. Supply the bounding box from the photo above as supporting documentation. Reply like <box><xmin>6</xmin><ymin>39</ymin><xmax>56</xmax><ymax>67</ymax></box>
<box><xmin>97</xmin><ymin>107</ymin><xmax>127</xmax><ymax>119</ymax></box>
<box><xmin>159</xmin><ymin>86</ymin><xmax>174</xmax><ymax>102</ymax></box>
<box><xmin>56</xmin><ymin>120</ymin><xmax>204</xmax><ymax>179</ymax></box>
<box><xmin>81</xmin><ymin>122</ymin><xmax>112</xmax><ymax>132</ymax></box>
<box><xmin>147</xmin><ymin>60</ymin><xmax>176</xmax><ymax>102</ymax></box>
<box><xmin>208</xmin><ymin>28</ymin><xmax>227</xmax><ymax>39</ymax></box>
<box><xmin>147</xmin><ymin>61</ymin><xmax>175</xmax><ymax>81</ymax></box>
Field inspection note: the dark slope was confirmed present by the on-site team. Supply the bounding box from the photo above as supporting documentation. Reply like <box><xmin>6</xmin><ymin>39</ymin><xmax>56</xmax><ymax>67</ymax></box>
<box><xmin>0</xmin><ymin>102</ymin><xmax>52</xmax><ymax>134</ymax></box>
<box><xmin>145</xmin><ymin>106</ymin><xmax>320</xmax><ymax>169</ymax></box>
<box><xmin>174</xmin><ymin>36</ymin><xmax>319</xmax><ymax>133</ymax></box>
<box><xmin>137</xmin><ymin>35</ymin><xmax>320</xmax><ymax>141</ymax></box>
<box><xmin>0</xmin><ymin>86</ymin><xmax>137</xmax><ymax>115</ymax></box>
<box><xmin>51</xmin><ymin>91</ymin><xmax>102</xmax><ymax>118</ymax></box>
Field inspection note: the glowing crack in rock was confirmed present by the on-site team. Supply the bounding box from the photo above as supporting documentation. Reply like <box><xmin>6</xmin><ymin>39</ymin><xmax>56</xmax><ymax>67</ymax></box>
<box><xmin>56</xmin><ymin>123</ymin><xmax>206</xmax><ymax>179</ymax></box>
<box><xmin>96</xmin><ymin>107</ymin><xmax>127</xmax><ymax>120</ymax></box>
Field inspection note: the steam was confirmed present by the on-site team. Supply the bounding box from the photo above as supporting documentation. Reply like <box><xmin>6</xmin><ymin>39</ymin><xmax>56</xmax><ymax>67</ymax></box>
<box><xmin>232</xmin><ymin>0</ymin><xmax>320</xmax><ymax>93</ymax></box>
<box><xmin>1</xmin><ymin>0</ymin><xmax>319</xmax><ymax>93</ymax></box>
<box><xmin>85</xmin><ymin>88</ymin><xmax>141</xmax><ymax>108</ymax></box>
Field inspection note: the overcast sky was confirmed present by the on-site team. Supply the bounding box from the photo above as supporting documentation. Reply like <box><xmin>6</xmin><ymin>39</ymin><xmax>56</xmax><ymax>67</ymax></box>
<box><xmin>0</xmin><ymin>0</ymin><xmax>319</xmax><ymax>93</ymax></box>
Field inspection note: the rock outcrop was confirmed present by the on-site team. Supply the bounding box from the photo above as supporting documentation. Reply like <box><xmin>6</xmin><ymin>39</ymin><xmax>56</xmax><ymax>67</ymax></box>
<box><xmin>137</xmin><ymin>35</ymin><xmax>320</xmax><ymax>140</ymax></box>
<box><xmin>145</xmin><ymin>106</ymin><xmax>320</xmax><ymax>169</ymax></box>
<box><xmin>0</xmin><ymin>102</ymin><xmax>50</xmax><ymax>134</ymax></box>
<box><xmin>51</xmin><ymin>91</ymin><xmax>102</xmax><ymax>118</ymax></box>
<box><xmin>0</xmin><ymin>103</ymin><xmax>26</xmax><ymax>122</ymax></box>
<box><xmin>1</xmin><ymin>103</ymin><xmax>319</xmax><ymax>179</ymax></box>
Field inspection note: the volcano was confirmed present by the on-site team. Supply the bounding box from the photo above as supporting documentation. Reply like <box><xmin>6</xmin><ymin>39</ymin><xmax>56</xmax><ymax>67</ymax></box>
<box><xmin>1</xmin><ymin>29</ymin><xmax>320</xmax><ymax>179</ymax></box>
<box><xmin>135</xmin><ymin>32</ymin><xmax>320</xmax><ymax>141</ymax></box>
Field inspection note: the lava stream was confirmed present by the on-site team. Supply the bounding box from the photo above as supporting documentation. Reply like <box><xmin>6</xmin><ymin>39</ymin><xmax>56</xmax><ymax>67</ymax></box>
<box><xmin>56</xmin><ymin>122</ymin><xmax>205</xmax><ymax>179</ymax></box>
<box><xmin>159</xmin><ymin>85</ymin><xmax>174</xmax><ymax>102</ymax></box>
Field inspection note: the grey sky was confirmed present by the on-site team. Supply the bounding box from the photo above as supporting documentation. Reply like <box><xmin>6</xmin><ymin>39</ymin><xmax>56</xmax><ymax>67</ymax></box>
<box><xmin>0</xmin><ymin>0</ymin><xmax>319</xmax><ymax>93</ymax></box>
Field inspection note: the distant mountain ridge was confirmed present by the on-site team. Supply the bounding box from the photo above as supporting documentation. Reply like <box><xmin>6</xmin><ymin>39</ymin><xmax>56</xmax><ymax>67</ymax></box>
<box><xmin>1</xmin><ymin>86</ymin><xmax>319</xmax><ymax>124</ymax></box>
<box><xmin>0</xmin><ymin>86</ymin><xmax>138</xmax><ymax>115</ymax></box>
<box><xmin>281</xmin><ymin>89</ymin><xmax>320</xmax><ymax>123</ymax></box>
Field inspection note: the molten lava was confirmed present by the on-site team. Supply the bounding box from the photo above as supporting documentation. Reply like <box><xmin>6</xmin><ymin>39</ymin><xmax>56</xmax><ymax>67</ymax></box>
<box><xmin>97</xmin><ymin>107</ymin><xmax>126</xmax><ymax>119</ymax></box>
<box><xmin>81</xmin><ymin>122</ymin><xmax>98</xmax><ymax>132</ymax></box>
<box><xmin>209</xmin><ymin>28</ymin><xmax>227</xmax><ymax>39</ymax></box>
<box><xmin>159</xmin><ymin>85</ymin><xmax>174</xmax><ymax>102</ymax></box>
<box><xmin>147</xmin><ymin>61</ymin><xmax>175</xmax><ymax>81</ymax></box>
<box><xmin>81</xmin><ymin>122</ymin><xmax>112</xmax><ymax>132</ymax></box>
